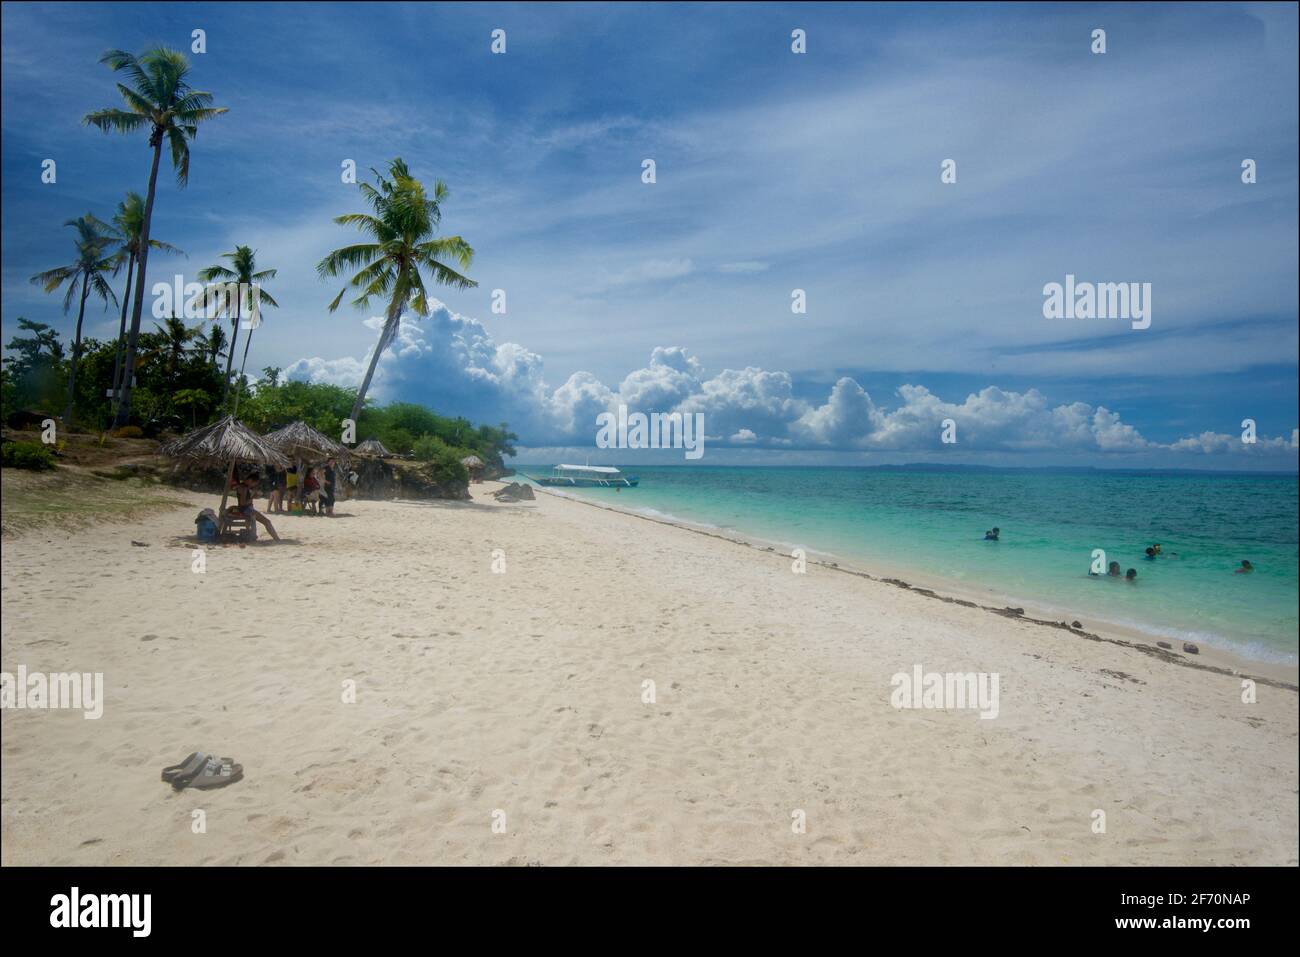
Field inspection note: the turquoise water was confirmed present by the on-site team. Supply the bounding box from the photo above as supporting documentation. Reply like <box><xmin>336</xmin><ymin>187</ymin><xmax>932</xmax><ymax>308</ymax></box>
<box><xmin>520</xmin><ymin>466</ymin><xmax>1299</xmax><ymax>663</ymax></box>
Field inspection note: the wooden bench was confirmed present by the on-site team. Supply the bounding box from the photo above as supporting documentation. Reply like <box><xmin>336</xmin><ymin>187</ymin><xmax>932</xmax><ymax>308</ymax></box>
<box><xmin>222</xmin><ymin>507</ymin><xmax>255</xmax><ymax>541</ymax></box>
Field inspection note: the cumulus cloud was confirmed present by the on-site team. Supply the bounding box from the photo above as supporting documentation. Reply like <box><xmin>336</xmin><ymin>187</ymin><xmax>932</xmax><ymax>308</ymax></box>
<box><xmin>287</xmin><ymin>300</ymin><xmax>1297</xmax><ymax>461</ymax></box>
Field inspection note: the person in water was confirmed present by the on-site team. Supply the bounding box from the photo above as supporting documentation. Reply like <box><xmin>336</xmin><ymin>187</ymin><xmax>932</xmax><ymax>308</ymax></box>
<box><xmin>1107</xmin><ymin>561</ymin><xmax>1122</xmax><ymax>577</ymax></box>
<box><xmin>1234</xmin><ymin>560</ymin><xmax>1254</xmax><ymax>574</ymax></box>
<box><xmin>984</xmin><ymin>527</ymin><xmax>1000</xmax><ymax>541</ymax></box>
<box><xmin>1125</xmin><ymin>568</ymin><xmax>1137</xmax><ymax>582</ymax></box>
<box><xmin>1143</xmin><ymin>547</ymin><xmax>1157</xmax><ymax>561</ymax></box>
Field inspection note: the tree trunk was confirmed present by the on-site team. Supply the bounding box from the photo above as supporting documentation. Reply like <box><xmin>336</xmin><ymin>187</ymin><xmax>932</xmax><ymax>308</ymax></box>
<box><xmin>109</xmin><ymin>250</ymin><xmax>135</xmax><ymax>417</ymax></box>
<box><xmin>230</xmin><ymin>323</ymin><xmax>255</xmax><ymax>418</ymax></box>
<box><xmin>62</xmin><ymin>276</ymin><xmax>91</xmax><ymax>424</ymax></box>
<box><xmin>113</xmin><ymin>134</ymin><xmax>164</xmax><ymax>428</ymax></box>
<box><xmin>349</xmin><ymin>293</ymin><xmax>403</xmax><ymax>424</ymax></box>
<box><xmin>221</xmin><ymin>294</ymin><xmax>241</xmax><ymax>411</ymax></box>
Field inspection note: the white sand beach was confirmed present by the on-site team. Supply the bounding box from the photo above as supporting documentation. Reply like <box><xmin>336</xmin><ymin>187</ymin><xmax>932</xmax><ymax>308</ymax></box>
<box><xmin>2</xmin><ymin>482</ymin><xmax>1296</xmax><ymax>866</ymax></box>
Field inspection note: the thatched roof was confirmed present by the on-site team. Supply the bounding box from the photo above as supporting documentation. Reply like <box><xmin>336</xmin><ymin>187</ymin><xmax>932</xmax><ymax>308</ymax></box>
<box><xmin>158</xmin><ymin>415</ymin><xmax>291</xmax><ymax>468</ymax></box>
<box><xmin>460</xmin><ymin>455</ymin><xmax>485</xmax><ymax>469</ymax></box>
<box><xmin>264</xmin><ymin>421</ymin><xmax>347</xmax><ymax>462</ymax></box>
<box><xmin>353</xmin><ymin>437</ymin><xmax>394</xmax><ymax>458</ymax></box>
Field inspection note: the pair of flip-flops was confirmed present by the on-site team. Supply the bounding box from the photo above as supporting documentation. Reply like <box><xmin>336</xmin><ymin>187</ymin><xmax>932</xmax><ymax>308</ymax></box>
<box><xmin>161</xmin><ymin>752</ymin><xmax>243</xmax><ymax>791</ymax></box>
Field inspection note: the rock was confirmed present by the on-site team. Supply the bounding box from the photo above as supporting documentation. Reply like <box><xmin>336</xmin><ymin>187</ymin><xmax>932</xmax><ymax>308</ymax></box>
<box><xmin>1071</xmin><ymin>620</ymin><xmax>1082</xmax><ymax>629</ymax></box>
<box><xmin>1182</xmin><ymin>642</ymin><xmax>1199</xmax><ymax>655</ymax></box>
<box><xmin>493</xmin><ymin>482</ymin><xmax>536</xmax><ymax>502</ymax></box>
<box><xmin>1157</xmin><ymin>641</ymin><xmax>1172</xmax><ymax>649</ymax></box>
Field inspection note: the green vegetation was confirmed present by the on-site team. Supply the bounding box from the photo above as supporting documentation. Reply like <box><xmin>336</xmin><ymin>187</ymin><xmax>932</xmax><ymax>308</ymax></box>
<box><xmin>3</xmin><ymin>45</ymin><xmax>513</xmax><ymax>492</ymax></box>
<box><xmin>1</xmin><ymin>441</ymin><xmax>57</xmax><ymax>471</ymax></box>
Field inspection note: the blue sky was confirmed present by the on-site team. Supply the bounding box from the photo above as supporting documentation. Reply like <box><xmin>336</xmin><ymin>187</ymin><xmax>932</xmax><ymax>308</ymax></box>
<box><xmin>2</xmin><ymin>1</ymin><xmax>1297</xmax><ymax>468</ymax></box>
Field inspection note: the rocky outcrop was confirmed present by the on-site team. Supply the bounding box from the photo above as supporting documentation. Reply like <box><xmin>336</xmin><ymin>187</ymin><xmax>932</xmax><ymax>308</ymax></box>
<box><xmin>492</xmin><ymin>482</ymin><xmax>536</xmax><ymax>502</ymax></box>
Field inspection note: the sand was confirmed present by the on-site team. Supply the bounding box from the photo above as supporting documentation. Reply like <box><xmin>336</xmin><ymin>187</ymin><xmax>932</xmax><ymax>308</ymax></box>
<box><xmin>2</xmin><ymin>481</ymin><xmax>1296</xmax><ymax>865</ymax></box>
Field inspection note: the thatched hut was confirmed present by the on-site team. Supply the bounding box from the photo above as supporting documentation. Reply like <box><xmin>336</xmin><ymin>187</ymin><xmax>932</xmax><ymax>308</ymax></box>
<box><xmin>460</xmin><ymin>454</ymin><xmax>486</xmax><ymax>482</ymax></box>
<box><xmin>353</xmin><ymin>437</ymin><xmax>394</xmax><ymax>458</ymax></box>
<box><xmin>264</xmin><ymin>421</ymin><xmax>347</xmax><ymax>463</ymax></box>
<box><xmin>265</xmin><ymin>421</ymin><xmax>349</xmax><ymax>507</ymax></box>
<box><xmin>158</xmin><ymin>415</ymin><xmax>291</xmax><ymax>530</ymax></box>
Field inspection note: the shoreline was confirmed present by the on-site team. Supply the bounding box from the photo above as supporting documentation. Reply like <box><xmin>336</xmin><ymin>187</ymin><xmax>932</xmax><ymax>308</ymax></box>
<box><xmin>531</xmin><ymin>485</ymin><xmax>1300</xmax><ymax>687</ymax></box>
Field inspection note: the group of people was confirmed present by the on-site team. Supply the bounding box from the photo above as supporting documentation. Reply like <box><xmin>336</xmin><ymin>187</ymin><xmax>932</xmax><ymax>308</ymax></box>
<box><xmin>981</xmin><ymin>532</ymin><xmax>1257</xmax><ymax>582</ymax></box>
<box><xmin>264</xmin><ymin>459</ymin><xmax>340</xmax><ymax>517</ymax></box>
<box><xmin>221</xmin><ymin>457</ymin><xmax>344</xmax><ymax>542</ymax></box>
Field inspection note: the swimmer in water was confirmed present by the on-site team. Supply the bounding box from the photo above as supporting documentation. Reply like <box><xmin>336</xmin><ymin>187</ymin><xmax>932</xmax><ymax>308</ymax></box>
<box><xmin>984</xmin><ymin>527</ymin><xmax>1000</xmax><ymax>541</ymax></box>
<box><xmin>1107</xmin><ymin>561</ymin><xmax>1122</xmax><ymax>577</ymax></box>
<box><xmin>1125</xmin><ymin>568</ymin><xmax>1137</xmax><ymax>582</ymax></box>
<box><xmin>1143</xmin><ymin>547</ymin><xmax>1157</xmax><ymax>561</ymax></box>
<box><xmin>1234</xmin><ymin>560</ymin><xmax>1254</xmax><ymax>574</ymax></box>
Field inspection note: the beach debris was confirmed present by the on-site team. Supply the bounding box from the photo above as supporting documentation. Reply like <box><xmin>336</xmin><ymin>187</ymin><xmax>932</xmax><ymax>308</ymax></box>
<box><xmin>1157</xmin><ymin>641</ymin><xmax>1172</xmax><ymax>649</ymax></box>
<box><xmin>130</xmin><ymin>540</ymin><xmax>149</xmax><ymax>547</ymax></box>
<box><xmin>1182</xmin><ymin>642</ymin><xmax>1200</xmax><ymax>655</ymax></box>
<box><xmin>493</xmin><ymin>482</ymin><xmax>535</xmax><ymax>502</ymax></box>
<box><xmin>161</xmin><ymin>751</ymin><xmax>243</xmax><ymax>791</ymax></box>
<box><xmin>1071</xmin><ymin>620</ymin><xmax>1082</xmax><ymax>629</ymax></box>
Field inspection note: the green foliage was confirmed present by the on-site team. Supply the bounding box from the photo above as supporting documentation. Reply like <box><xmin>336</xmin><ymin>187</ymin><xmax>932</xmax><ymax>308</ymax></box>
<box><xmin>1</xmin><ymin>440</ymin><xmax>57</xmax><ymax>471</ymax></box>
<box><xmin>411</xmin><ymin>434</ymin><xmax>470</xmax><ymax>486</ymax></box>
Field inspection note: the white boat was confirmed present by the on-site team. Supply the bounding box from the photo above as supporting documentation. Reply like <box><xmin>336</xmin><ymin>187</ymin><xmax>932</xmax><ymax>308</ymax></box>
<box><xmin>526</xmin><ymin>464</ymin><xmax>640</xmax><ymax>488</ymax></box>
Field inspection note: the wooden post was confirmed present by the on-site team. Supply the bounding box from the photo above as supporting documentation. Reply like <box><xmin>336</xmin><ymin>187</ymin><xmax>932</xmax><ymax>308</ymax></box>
<box><xmin>216</xmin><ymin>458</ymin><xmax>237</xmax><ymax>535</ymax></box>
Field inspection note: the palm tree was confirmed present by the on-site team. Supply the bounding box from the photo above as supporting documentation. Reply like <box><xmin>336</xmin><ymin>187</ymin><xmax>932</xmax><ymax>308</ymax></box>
<box><xmin>83</xmin><ymin>45</ymin><xmax>227</xmax><ymax>427</ymax></box>
<box><xmin>195</xmin><ymin>246</ymin><xmax>278</xmax><ymax>409</ymax></box>
<box><xmin>30</xmin><ymin>214</ymin><xmax>120</xmax><ymax>423</ymax></box>
<box><xmin>318</xmin><ymin>157</ymin><xmax>476</xmax><ymax>424</ymax></box>
<box><xmin>107</xmin><ymin>191</ymin><xmax>184</xmax><ymax>414</ymax></box>
<box><xmin>196</xmin><ymin>322</ymin><xmax>228</xmax><ymax>370</ymax></box>
<box><xmin>151</xmin><ymin>315</ymin><xmax>199</xmax><ymax>388</ymax></box>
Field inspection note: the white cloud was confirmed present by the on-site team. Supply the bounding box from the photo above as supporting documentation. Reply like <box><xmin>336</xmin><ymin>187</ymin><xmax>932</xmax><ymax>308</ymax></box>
<box><xmin>287</xmin><ymin>301</ymin><xmax>1297</xmax><ymax>463</ymax></box>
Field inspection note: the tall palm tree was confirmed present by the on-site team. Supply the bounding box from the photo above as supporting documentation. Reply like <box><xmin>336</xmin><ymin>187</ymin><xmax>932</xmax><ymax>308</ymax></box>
<box><xmin>107</xmin><ymin>191</ymin><xmax>183</xmax><ymax>414</ymax></box>
<box><xmin>318</xmin><ymin>157</ymin><xmax>476</xmax><ymax>424</ymax></box>
<box><xmin>83</xmin><ymin>45</ymin><xmax>227</xmax><ymax>427</ymax></box>
<box><xmin>195</xmin><ymin>246</ymin><xmax>278</xmax><ymax>409</ymax></box>
<box><xmin>30</xmin><ymin>214</ymin><xmax>120</xmax><ymax>423</ymax></box>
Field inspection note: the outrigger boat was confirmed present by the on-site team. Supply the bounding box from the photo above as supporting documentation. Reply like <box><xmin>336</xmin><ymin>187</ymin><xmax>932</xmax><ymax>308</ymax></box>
<box><xmin>527</xmin><ymin>464</ymin><xmax>640</xmax><ymax>488</ymax></box>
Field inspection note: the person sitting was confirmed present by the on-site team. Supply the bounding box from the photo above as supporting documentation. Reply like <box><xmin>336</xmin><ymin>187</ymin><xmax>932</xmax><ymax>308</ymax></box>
<box><xmin>1234</xmin><ymin>560</ymin><xmax>1254</xmax><ymax>574</ymax></box>
<box><xmin>285</xmin><ymin>465</ymin><xmax>299</xmax><ymax>510</ymax></box>
<box><xmin>984</xmin><ymin>527</ymin><xmax>1000</xmax><ymax>541</ymax></box>
<box><xmin>232</xmin><ymin>473</ymin><xmax>280</xmax><ymax>541</ymax></box>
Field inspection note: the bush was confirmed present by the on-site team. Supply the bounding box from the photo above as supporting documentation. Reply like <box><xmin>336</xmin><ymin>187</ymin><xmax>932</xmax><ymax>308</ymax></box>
<box><xmin>1</xmin><ymin>440</ymin><xmax>56</xmax><ymax>471</ymax></box>
<box><xmin>412</xmin><ymin>434</ymin><xmax>470</xmax><ymax>486</ymax></box>
<box><xmin>112</xmin><ymin>425</ymin><xmax>145</xmax><ymax>439</ymax></box>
